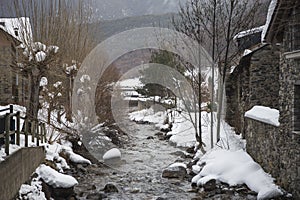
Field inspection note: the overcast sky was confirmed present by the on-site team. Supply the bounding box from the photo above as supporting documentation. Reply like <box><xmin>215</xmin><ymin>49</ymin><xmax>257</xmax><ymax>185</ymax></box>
<box><xmin>0</xmin><ymin>0</ymin><xmax>187</xmax><ymax>20</ymax></box>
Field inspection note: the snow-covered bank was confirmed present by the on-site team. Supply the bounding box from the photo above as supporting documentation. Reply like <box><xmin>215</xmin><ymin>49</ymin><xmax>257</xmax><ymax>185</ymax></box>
<box><xmin>129</xmin><ymin>107</ymin><xmax>244</xmax><ymax>150</ymax></box>
<box><xmin>129</xmin><ymin>107</ymin><xmax>284</xmax><ymax>199</ymax></box>
<box><xmin>192</xmin><ymin>149</ymin><xmax>283</xmax><ymax>199</ymax></box>
<box><xmin>17</xmin><ymin>140</ymin><xmax>91</xmax><ymax>199</ymax></box>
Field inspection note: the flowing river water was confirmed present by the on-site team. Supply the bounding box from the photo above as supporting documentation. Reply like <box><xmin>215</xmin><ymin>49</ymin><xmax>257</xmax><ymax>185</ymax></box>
<box><xmin>74</xmin><ymin>119</ymin><xmax>201</xmax><ymax>200</ymax></box>
<box><xmin>73</xmin><ymin>112</ymin><xmax>257</xmax><ymax>200</ymax></box>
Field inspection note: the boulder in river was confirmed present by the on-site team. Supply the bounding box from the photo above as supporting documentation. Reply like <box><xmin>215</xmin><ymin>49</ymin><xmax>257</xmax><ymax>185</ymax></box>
<box><xmin>102</xmin><ymin>183</ymin><xmax>119</xmax><ymax>193</ymax></box>
<box><xmin>103</xmin><ymin>148</ymin><xmax>121</xmax><ymax>161</ymax></box>
<box><xmin>203</xmin><ymin>179</ymin><xmax>217</xmax><ymax>191</ymax></box>
<box><xmin>162</xmin><ymin>165</ymin><xmax>187</xmax><ymax>179</ymax></box>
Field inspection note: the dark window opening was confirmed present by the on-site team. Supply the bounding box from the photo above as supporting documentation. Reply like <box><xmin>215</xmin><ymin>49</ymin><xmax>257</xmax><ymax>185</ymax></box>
<box><xmin>14</xmin><ymin>28</ymin><xmax>19</xmax><ymax>37</ymax></box>
<box><xmin>294</xmin><ymin>84</ymin><xmax>300</xmax><ymax>131</ymax></box>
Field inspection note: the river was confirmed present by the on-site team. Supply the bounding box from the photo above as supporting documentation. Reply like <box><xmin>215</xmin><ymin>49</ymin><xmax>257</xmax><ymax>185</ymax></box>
<box><xmin>74</xmin><ymin>119</ymin><xmax>201</xmax><ymax>200</ymax></box>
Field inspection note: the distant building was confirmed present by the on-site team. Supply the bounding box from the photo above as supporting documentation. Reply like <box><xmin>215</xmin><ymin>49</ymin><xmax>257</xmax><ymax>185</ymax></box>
<box><xmin>0</xmin><ymin>17</ymin><xmax>32</xmax><ymax>106</ymax></box>
<box><xmin>226</xmin><ymin>0</ymin><xmax>300</xmax><ymax>198</ymax></box>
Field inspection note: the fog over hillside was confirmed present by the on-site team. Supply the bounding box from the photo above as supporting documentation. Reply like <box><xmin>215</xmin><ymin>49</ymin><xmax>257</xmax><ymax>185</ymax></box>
<box><xmin>90</xmin><ymin>0</ymin><xmax>187</xmax><ymax>20</ymax></box>
<box><xmin>0</xmin><ymin>0</ymin><xmax>187</xmax><ymax>20</ymax></box>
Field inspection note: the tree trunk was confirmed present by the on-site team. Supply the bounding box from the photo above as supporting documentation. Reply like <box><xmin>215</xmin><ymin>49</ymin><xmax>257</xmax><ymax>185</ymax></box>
<box><xmin>210</xmin><ymin>0</ymin><xmax>217</xmax><ymax>149</ymax></box>
<box><xmin>27</xmin><ymin>71</ymin><xmax>41</xmax><ymax>122</ymax></box>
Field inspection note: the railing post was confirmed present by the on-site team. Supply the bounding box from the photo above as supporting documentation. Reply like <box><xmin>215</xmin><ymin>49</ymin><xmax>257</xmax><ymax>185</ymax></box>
<box><xmin>40</xmin><ymin>123</ymin><xmax>43</xmax><ymax>144</ymax></box>
<box><xmin>24</xmin><ymin>117</ymin><xmax>28</xmax><ymax>147</ymax></box>
<box><xmin>5</xmin><ymin>113</ymin><xmax>10</xmax><ymax>155</ymax></box>
<box><xmin>16</xmin><ymin>112</ymin><xmax>20</xmax><ymax>145</ymax></box>
<box><xmin>31</xmin><ymin>121</ymin><xmax>35</xmax><ymax>143</ymax></box>
<box><xmin>36</xmin><ymin>123</ymin><xmax>40</xmax><ymax>146</ymax></box>
<box><xmin>9</xmin><ymin>105</ymin><xmax>13</xmax><ymax>114</ymax></box>
<box><xmin>43</xmin><ymin>124</ymin><xmax>47</xmax><ymax>143</ymax></box>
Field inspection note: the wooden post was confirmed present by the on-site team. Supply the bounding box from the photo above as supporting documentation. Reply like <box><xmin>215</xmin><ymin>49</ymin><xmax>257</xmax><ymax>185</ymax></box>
<box><xmin>9</xmin><ymin>105</ymin><xmax>13</xmax><ymax>113</ymax></box>
<box><xmin>16</xmin><ymin>112</ymin><xmax>20</xmax><ymax>146</ymax></box>
<box><xmin>5</xmin><ymin>113</ymin><xmax>10</xmax><ymax>155</ymax></box>
<box><xmin>40</xmin><ymin>124</ymin><xmax>43</xmax><ymax>144</ymax></box>
<box><xmin>31</xmin><ymin>121</ymin><xmax>35</xmax><ymax>143</ymax></box>
<box><xmin>36</xmin><ymin>123</ymin><xmax>40</xmax><ymax>146</ymax></box>
<box><xmin>24</xmin><ymin>117</ymin><xmax>28</xmax><ymax>147</ymax></box>
<box><xmin>43</xmin><ymin>124</ymin><xmax>47</xmax><ymax>143</ymax></box>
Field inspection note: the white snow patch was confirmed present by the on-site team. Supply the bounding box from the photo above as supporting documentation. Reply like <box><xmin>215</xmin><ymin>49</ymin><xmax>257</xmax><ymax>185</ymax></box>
<box><xmin>245</xmin><ymin>106</ymin><xmax>280</xmax><ymax>127</ymax></box>
<box><xmin>261</xmin><ymin>0</ymin><xmax>278</xmax><ymax>42</ymax></box>
<box><xmin>47</xmin><ymin>45</ymin><xmax>59</xmax><ymax>53</ymax></box>
<box><xmin>62</xmin><ymin>146</ymin><xmax>91</xmax><ymax>165</ymax></box>
<box><xmin>234</xmin><ymin>25</ymin><xmax>264</xmax><ymax>40</ymax></box>
<box><xmin>53</xmin><ymin>81</ymin><xmax>62</xmax><ymax>88</ymax></box>
<box><xmin>169</xmin><ymin>162</ymin><xmax>187</xmax><ymax>169</ymax></box>
<box><xmin>36</xmin><ymin>164</ymin><xmax>78</xmax><ymax>188</ymax></box>
<box><xmin>117</xmin><ymin>77</ymin><xmax>144</xmax><ymax>89</ymax></box>
<box><xmin>103</xmin><ymin>148</ymin><xmax>121</xmax><ymax>160</ymax></box>
<box><xmin>243</xmin><ymin>49</ymin><xmax>252</xmax><ymax>56</ymax></box>
<box><xmin>39</xmin><ymin>77</ymin><xmax>48</xmax><ymax>87</ymax></box>
<box><xmin>35</xmin><ymin>51</ymin><xmax>46</xmax><ymax>62</ymax></box>
<box><xmin>129</xmin><ymin>107</ymin><xmax>167</xmax><ymax>125</ymax></box>
<box><xmin>34</xmin><ymin>42</ymin><xmax>46</xmax><ymax>51</ymax></box>
<box><xmin>194</xmin><ymin>149</ymin><xmax>283</xmax><ymax>199</ymax></box>
<box><xmin>19</xmin><ymin>178</ymin><xmax>46</xmax><ymax>200</ymax></box>
<box><xmin>0</xmin><ymin>144</ymin><xmax>21</xmax><ymax>162</ymax></box>
<box><xmin>80</xmin><ymin>74</ymin><xmax>91</xmax><ymax>83</ymax></box>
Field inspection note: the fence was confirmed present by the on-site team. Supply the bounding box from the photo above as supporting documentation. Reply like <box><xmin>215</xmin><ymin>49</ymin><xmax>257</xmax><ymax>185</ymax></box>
<box><xmin>0</xmin><ymin>105</ymin><xmax>47</xmax><ymax>155</ymax></box>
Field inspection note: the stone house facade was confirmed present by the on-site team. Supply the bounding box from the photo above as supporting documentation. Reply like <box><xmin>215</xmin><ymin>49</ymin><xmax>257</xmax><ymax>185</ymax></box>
<box><xmin>226</xmin><ymin>0</ymin><xmax>300</xmax><ymax>198</ymax></box>
<box><xmin>0</xmin><ymin>18</ymin><xmax>29</xmax><ymax>106</ymax></box>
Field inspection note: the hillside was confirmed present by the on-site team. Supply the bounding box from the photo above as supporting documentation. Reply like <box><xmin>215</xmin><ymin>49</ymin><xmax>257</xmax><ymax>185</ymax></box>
<box><xmin>90</xmin><ymin>13</ymin><xmax>177</xmax><ymax>43</ymax></box>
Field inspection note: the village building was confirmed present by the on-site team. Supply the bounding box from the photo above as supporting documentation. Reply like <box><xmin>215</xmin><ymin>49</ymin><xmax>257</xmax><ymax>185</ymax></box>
<box><xmin>0</xmin><ymin>17</ymin><xmax>32</xmax><ymax>106</ymax></box>
<box><xmin>226</xmin><ymin>0</ymin><xmax>300</xmax><ymax>198</ymax></box>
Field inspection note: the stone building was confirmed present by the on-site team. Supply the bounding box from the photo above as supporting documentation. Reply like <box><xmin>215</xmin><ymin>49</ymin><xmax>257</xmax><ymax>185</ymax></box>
<box><xmin>226</xmin><ymin>0</ymin><xmax>300</xmax><ymax>198</ymax></box>
<box><xmin>0</xmin><ymin>18</ymin><xmax>31</xmax><ymax>106</ymax></box>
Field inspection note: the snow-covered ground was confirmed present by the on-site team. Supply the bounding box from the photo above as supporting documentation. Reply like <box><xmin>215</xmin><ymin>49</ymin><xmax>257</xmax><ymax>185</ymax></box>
<box><xmin>192</xmin><ymin>149</ymin><xmax>283</xmax><ymax>200</ymax></box>
<box><xmin>129</xmin><ymin>107</ymin><xmax>244</xmax><ymax>150</ymax></box>
<box><xmin>0</xmin><ymin>104</ymin><xmax>91</xmax><ymax>199</ymax></box>
<box><xmin>17</xmin><ymin>140</ymin><xmax>91</xmax><ymax>199</ymax></box>
<box><xmin>129</xmin><ymin>106</ymin><xmax>284</xmax><ymax>199</ymax></box>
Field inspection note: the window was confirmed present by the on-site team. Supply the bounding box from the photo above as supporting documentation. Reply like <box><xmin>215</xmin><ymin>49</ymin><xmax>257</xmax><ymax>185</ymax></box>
<box><xmin>294</xmin><ymin>84</ymin><xmax>300</xmax><ymax>131</ymax></box>
<box><xmin>290</xmin><ymin>5</ymin><xmax>300</xmax><ymax>51</ymax></box>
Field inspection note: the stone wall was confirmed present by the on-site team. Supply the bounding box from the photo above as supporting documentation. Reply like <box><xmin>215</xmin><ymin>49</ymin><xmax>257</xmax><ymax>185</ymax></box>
<box><xmin>245</xmin><ymin>118</ymin><xmax>300</xmax><ymax>199</ymax></box>
<box><xmin>226</xmin><ymin>55</ymin><xmax>250</xmax><ymax>134</ymax></box>
<box><xmin>0</xmin><ymin>147</ymin><xmax>45</xmax><ymax>200</ymax></box>
<box><xmin>226</xmin><ymin>4</ymin><xmax>300</xmax><ymax>199</ymax></box>
<box><xmin>0</xmin><ymin>32</ymin><xmax>14</xmax><ymax>104</ymax></box>
<box><xmin>226</xmin><ymin>45</ymin><xmax>280</xmax><ymax>135</ymax></box>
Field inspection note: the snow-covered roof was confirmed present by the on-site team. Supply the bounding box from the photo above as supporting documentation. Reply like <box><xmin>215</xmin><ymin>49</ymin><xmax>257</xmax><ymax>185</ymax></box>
<box><xmin>234</xmin><ymin>26</ymin><xmax>264</xmax><ymax>40</ymax></box>
<box><xmin>118</xmin><ymin>77</ymin><xmax>144</xmax><ymax>89</ymax></box>
<box><xmin>261</xmin><ymin>0</ymin><xmax>278</xmax><ymax>42</ymax></box>
<box><xmin>0</xmin><ymin>17</ymin><xmax>33</xmax><ymax>44</ymax></box>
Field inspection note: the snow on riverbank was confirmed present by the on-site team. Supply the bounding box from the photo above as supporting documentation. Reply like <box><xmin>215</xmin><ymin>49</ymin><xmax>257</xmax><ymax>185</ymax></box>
<box><xmin>0</xmin><ymin>104</ymin><xmax>91</xmax><ymax>198</ymax></box>
<box><xmin>129</xmin><ymin>107</ymin><xmax>167</xmax><ymax>125</ymax></box>
<box><xmin>129</xmin><ymin>107</ymin><xmax>244</xmax><ymax>150</ymax></box>
<box><xmin>36</xmin><ymin>164</ymin><xmax>78</xmax><ymax>188</ymax></box>
<box><xmin>192</xmin><ymin>149</ymin><xmax>283</xmax><ymax>199</ymax></box>
<box><xmin>129</xmin><ymin>107</ymin><xmax>283</xmax><ymax>199</ymax></box>
<box><xmin>17</xmin><ymin>140</ymin><xmax>91</xmax><ymax>199</ymax></box>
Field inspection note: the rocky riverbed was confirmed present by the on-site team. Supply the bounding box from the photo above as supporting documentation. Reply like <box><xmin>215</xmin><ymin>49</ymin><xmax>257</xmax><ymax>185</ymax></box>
<box><xmin>64</xmin><ymin>120</ymin><xmax>273</xmax><ymax>200</ymax></box>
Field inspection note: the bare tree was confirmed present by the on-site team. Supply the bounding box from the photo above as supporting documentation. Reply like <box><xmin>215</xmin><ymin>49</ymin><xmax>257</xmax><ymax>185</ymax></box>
<box><xmin>173</xmin><ymin>0</ymin><xmax>262</xmax><ymax>147</ymax></box>
<box><xmin>8</xmin><ymin>0</ymin><xmax>95</xmax><ymax>122</ymax></box>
